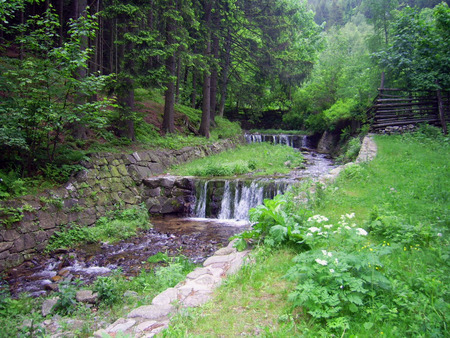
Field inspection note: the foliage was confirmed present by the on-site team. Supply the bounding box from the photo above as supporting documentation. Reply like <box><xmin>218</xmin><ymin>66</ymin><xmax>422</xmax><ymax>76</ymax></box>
<box><xmin>288</xmin><ymin>14</ymin><xmax>379</xmax><ymax>132</ymax></box>
<box><xmin>210</xmin><ymin>117</ymin><xmax>242</xmax><ymax>140</ymax></box>
<box><xmin>376</xmin><ymin>3</ymin><xmax>450</xmax><ymax>89</ymax></box>
<box><xmin>46</xmin><ymin>205</ymin><xmax>150</xmax><ymax>251</ymax></box>
<box><xmin>336</xmin><ymin>137</ymin><xmax>362</xmax><ymax>163</ymax></box>
<box><xmin>94</xmin><ymin>274</ymin><xmax>121</xmax><ymax>306</ymax></box>
<box><xmin>53</xmin><ymin>280</ymin><xmax>81</xmax><ymax>316</ymax></box>
<box><xmin>0</xmin><ymin>6</ymin><xmax>113</xmax><ymax>177</ymax></box>
<box><xmin>171</xmin><ymin>143</ymin><xmax>304</xmax><ymax>177</ymax></box>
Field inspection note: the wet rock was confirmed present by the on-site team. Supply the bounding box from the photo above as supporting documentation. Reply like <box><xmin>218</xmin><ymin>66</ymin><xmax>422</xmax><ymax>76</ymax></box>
<box><xmin>44</xmin><ymin>283</ymin><xmax>59</xmax><ymax>292</ymax></box>
<box><xmin>42</xmin><ymin>298</ymin><xmax>58</xmax><ymax>317</ymax></box>
<box><xmin>76</xmin><ymin>290</ymin><xmax>98</xmax><ymax>304</ymax></box>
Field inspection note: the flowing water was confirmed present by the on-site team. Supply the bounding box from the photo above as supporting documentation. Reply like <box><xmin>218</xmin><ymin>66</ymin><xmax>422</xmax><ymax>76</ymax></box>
<box><xmin>3</xmin><ymin>133</ymin><xmax>335</xmax><ymax>298</ymax></box>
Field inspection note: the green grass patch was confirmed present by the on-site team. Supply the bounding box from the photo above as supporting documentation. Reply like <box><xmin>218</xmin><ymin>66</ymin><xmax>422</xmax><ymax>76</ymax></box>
<box><xmin>170</xmin><ymin>143</ymin><xmax>304</xmax><ymax>177</ymax></box>
<box><xmin>46</xmin><ymin>205</ymin><xmax>150</xmax><ymax>252</ymax></box>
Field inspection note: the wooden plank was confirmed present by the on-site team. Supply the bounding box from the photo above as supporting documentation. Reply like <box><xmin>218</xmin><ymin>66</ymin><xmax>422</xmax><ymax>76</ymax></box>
<box><xmin>372</xmin><ymin>118</ymin><xmax>440</xmax><ymax>128</ymax></box>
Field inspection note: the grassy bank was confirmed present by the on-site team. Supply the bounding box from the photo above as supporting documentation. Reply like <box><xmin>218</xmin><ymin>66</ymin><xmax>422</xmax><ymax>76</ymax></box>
<box><xmin>170</xmin><ymin>142</ymin><xmax>304</xmax><ymax>177</ymax></box>
<box><xmin>162</xmin><ymin>127</ymin><xmax>449</xmax><ymax>337</ymax></box>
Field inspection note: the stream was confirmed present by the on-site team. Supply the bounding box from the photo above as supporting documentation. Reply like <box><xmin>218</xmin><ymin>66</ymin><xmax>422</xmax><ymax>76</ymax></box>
<box><xmin>3</xmin><ymin>134</ymin><xmax>335</xmax><ymax>298</ymax></box>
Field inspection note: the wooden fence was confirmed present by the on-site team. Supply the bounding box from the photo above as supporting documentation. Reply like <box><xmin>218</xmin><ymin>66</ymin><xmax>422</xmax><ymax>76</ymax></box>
<box><xmin>368</xmin><ymin>88</ymin><xmax>449</xmax><ymax>134</ymax></box>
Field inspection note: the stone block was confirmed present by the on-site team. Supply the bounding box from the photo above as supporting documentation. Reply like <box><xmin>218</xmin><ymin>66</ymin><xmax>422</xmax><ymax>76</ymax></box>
<box><xmin>148</xmin><ymin>162</ymin><xmax>165</xmax><ymax>175</ymax></box>
<box><xmin>17</xmin><ymin>220</ymin><xmax>39</xmax><ymax>234</ymax></box>
<box><xmin>109</xmin><ymin>165</ymin><xmax>120</xmax><ymax>178</ymax></box>
<box><xmin>127</xmin><ymin>304</ymin><xmax>174</xmax><ymax>320</ymax></box>
<box><xmin>13</xmin><ymin>233</ymin><xmax>35</xmax><ymax>252</ymax></box>
<box><xmin>129</xmin><ymin>165</ymin><xmax>152</xmax><ymax>183</ymax></box>
<box><xmin>37</xmin><ymin>210</ymin><xmax>56</xmax><ymax>230</ymax></box>
<box><xmin>1</xmin><ymin>229</ymin><xmax>21</xmax><ymax>241</ymax></box>
<box><xmin>76</xmin><ymin>290</ymin><xmax>98</xmax><ymax>303</ymax></box>
<box><xmin>151</xmin><ymin>287</ymin><xmax>178</xmax><ymax>306</ymax></box>
<box><xmin>0</xmin><ymin>242</ymin><xmax>13</xmax><ymax>253</ymax></box>
<box><xmin>117</xmin><ymin>164</ymin><xmax>128</xmax><ymax>176</ymax></box>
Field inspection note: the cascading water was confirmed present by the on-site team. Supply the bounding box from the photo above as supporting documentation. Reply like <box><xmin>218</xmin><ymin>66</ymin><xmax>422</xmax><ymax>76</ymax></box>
<box><xmin>194</xmin><ymin>178</ymin><xmax>292</xmax><ymax>220</ymax></box>
<box><xmin>244</xmin><ymin>133</ymin><xmax>312</xmax><ymax>149</ymax></box>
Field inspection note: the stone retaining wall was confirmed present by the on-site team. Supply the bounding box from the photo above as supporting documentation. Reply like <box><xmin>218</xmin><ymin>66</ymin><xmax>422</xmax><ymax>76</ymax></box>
<box><xmin>0</xmin><ymin>137</ymin><xmax>244</xmax><ymax>270</ymax></box>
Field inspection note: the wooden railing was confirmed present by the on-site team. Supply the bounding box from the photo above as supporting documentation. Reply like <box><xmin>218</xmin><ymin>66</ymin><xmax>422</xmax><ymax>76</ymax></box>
<box><xmin>368</xmin><ymin>88</ymin><xmax>449</xmax><ymax>134</ymax></box>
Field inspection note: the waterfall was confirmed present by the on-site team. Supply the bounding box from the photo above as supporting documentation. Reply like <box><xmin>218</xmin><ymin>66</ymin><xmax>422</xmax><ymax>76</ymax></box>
<box><xmin>194</xmin><ymin>178</ymin><xmax>292</xmax><ymax>220</ymax></box>
<box><xmin>244</xmin><ymin>133</ymin><xmax>306</xmax><ymax>149</ymax></box>
<box><xmin>194</xmin><ymin>180</ymin><xmax>208</xmax><ymax>218</ymax></box>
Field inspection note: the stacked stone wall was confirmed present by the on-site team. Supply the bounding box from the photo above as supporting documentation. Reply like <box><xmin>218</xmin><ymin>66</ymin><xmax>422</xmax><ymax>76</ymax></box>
<box><xmin>0</xmin><ymin>137</ymin><xmax>244</xmax><ymax>270</ymax></box>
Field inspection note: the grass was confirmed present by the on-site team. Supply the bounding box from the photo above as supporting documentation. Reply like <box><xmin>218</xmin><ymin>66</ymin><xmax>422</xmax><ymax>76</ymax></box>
<box><xmin>170</xmin><ymin>142</ymin><xmax>304</xmax><ymax>177</ymax></box>
<box><xmin>159</xmin><ymin>127</ymin><xmax>449</xmax><ymax>336</ymax></box>
<box><xmin>45</xmin><ymin>205</ymin><xmax>150</xmax><ymax>252</ymax></box>
<box><xmin>163</xmin><ymin>247</ymin><xmax>299</xmax><ymax>337</ymax></box>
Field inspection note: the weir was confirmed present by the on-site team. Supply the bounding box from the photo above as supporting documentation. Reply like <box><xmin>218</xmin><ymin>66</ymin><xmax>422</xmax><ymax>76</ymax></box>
<box><xmin>194</xmin><ymin>178</ymin><xmax>291</xmax><ymax>220</ymax></box>
<box><xmin>244</xmin><ymin>132</ymin><xmax>315</xmax><ymax>149</ymax></box>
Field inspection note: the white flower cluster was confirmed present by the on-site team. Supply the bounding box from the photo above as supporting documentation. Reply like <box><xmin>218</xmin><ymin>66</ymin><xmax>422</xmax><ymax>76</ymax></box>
<box><xmin>304</xmin><ymin>213</ymin><xmax>369</xmax><ymax>239</ymax></box>
<box><xmin>308</xmin><ymin>214</ymin><xmax>329</xmax><ymax>223</ymax></box>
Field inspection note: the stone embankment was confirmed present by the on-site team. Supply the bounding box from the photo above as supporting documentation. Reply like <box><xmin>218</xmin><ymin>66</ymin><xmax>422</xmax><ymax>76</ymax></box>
<box><xmin>92</xmin><ymin>240</ymin><xmax>249</xmax><ymax>337</ymax></box>
<box><xmin>0</xmin><ymin>138</ymin><xmax>244</xmax><ymax>270</ymax></box>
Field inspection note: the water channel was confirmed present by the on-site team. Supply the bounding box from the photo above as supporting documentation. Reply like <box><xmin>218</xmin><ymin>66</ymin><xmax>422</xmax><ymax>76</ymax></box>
<box><xmin>4</xmin><ymin>134</ymin><xmax>335</xmax><ymax>298</ymax></box>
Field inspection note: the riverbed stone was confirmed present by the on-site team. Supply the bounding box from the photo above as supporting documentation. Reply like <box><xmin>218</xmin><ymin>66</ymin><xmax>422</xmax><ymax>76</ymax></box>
<box><xmin>76</xmin><ymin>290</ymin><xmax>98</xmax><ymax>304</ymax></box>
<box><xmin>42</xmin><ymin>298</ymin><xmax>58</xmax><ymax>317</ymax></box>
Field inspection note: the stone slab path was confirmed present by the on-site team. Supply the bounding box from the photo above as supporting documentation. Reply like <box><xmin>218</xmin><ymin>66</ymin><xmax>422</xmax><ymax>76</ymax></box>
<box><xmin>93</xmin><ymin>240</ymin><xmax>249</xmax><ymax>337</ymax></box>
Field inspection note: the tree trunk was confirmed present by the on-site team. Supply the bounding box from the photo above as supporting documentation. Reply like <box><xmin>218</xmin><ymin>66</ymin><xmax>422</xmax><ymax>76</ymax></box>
<box><xmin>210</xmin><ymin>32</ymin><xmax>219</xmax><ymax>125</ymax></box>
<box><xmin>218</xmin><ymin>28</ymin><xmax>232</xmax><ymax>118</ymax></box>
<box><xmin>72</xmin><ymin>0</ymin><xmax>88</xmax><ymax>140</ymax></box>
<box><xmin>162</xmin><ymin>0</ymin><xmax>176</xmax><ymax>134</ymax></box>
<box><xmin>191</xmin><ymin>70</ymin><xmax>197</xmax><ymax>109</ymax></box>
<box><xmin>198</xmin><ymin>1</ymin><xmax>213</xmax><ymax>138</ymax></box>
<box><xmin>162</xmin><ymin>52</ymin><xmax>176</xmax><ymax>134</ymax></box>
<box><xmin>118</xmin><ymin>77</ymin><xmax>136</xmax><ymax>140</ymax></box>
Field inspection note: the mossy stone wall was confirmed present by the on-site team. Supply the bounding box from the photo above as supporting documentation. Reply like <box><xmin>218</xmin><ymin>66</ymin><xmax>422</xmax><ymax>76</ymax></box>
<box><xmin>0</xmin><ymin>138</ymin><xmax>243</xmax><ymax>270</ymax></box>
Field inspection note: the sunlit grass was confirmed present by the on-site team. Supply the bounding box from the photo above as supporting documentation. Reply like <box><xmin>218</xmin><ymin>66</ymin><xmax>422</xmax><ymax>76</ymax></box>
<box><xmin>170</xmin><ymin>143</ymin><xmax>304</xmax><ymax>177</ymax></box>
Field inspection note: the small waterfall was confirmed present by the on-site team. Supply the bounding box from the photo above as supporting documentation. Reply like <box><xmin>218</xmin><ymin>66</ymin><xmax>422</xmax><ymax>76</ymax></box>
<box><xmin>194</xmin><ymin>178</ymin><xmax>292</xmax><ymax>220</ymax></box>
<box><xmin>244</xmin><ymin>133</ymin><xmax>306</xmax><ymax>149</ymax></box>
<box><xmin>194</xmin><ymin>180</ymin><xmax>208</xmax><ymax>218</ymax></box>
<box><xmin>245</xmin><ymin>134</ymin><xmax>263</xmax><ymax>143</ymax></box>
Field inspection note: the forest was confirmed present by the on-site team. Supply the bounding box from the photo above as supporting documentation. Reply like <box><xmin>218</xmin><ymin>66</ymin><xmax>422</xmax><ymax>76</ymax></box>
<box><xmin>1</xmin><ymin>0</ymin><xmax>449</xmax><ymax>191</ymax></box>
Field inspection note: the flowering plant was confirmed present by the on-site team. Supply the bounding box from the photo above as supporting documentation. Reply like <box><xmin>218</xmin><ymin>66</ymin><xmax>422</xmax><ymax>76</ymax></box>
<box><xmin>285</xmin><ymin>213</ymin><xmax>392</xmax><ymax>331</ymax></box>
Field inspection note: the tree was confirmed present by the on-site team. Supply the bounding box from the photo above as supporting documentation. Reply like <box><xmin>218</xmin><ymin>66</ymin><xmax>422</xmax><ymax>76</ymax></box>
<box><xmin>0</xmin><ymin>6</ymin><xmax>112</xmax><ymax>174</ymax></box>
<box><xmin>198</xmin><ymin>0</ymin><xmax>213</xmax><ymax>138</ymax></box>
<box><xmin>377</xmin><ymin>3</ymin><xmax>450</xmax><ymax>90</ymax></box>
